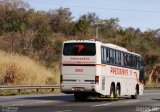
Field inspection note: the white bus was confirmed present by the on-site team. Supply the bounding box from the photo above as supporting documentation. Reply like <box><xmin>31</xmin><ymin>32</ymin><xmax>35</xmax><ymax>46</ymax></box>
<box><xmin>60</xmin><ymin>40</ymin><xmax>144</xmax><ymax>101</ymax></box>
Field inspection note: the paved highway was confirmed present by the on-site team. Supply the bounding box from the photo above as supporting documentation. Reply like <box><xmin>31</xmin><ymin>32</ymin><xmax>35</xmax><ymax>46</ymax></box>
<box><xmin>0</xmin><ymin>90</ymin><xmax>160</xmax><ymax>112</ymax></box>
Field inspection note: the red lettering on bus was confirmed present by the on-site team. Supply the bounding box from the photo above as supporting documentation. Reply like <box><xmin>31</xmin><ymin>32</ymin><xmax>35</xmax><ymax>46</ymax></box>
<box><xmin>75</xmin><ymin>69</ymin><xmax>83</xmax><ymax>72</ymax></box>
<box><xmin>70</xmin><ymin>57</ymin><xmax>90</xmax><ymax>60</ymax></box>
<box><xmin>110</xmin><ymin>67</ymin><xmax>128</xmax><ymax>76</ymax></box>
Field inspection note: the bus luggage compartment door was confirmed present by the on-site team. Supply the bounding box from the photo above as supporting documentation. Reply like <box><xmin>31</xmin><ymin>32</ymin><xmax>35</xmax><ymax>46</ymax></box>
<box><xmin>61</xmin><ymin>66</ymin><xmax>96</xmax><ymax>92</ymax></box>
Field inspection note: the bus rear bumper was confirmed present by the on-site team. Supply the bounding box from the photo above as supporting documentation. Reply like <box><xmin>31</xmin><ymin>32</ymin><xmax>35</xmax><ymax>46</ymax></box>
<box><xmin>61</xmin><ymin>84</ymin><xmax>95</xmax><ymax>94</ymax></box>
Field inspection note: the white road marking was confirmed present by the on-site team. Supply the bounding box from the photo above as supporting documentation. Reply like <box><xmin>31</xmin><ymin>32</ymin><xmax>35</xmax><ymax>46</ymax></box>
<box><xmin>123</xmin><ymin>100</ymin><xmax>140</xmax><ymax>103</ymax></box>
<box><xmin>144</xmin><ymin>93</ymin><xmax>160</xmax><ymax>95</ymax></box>
<box><xmin>7</xmin><ymin>100</ymin><xmax>57</xmax><ymax>106</ymax></box>
<box><xmin>91</xmin><ymin>103</ymin><xmax>112</xmax><ymax>107</ymax></box>
<box><xmin>55</xmin><ymin>110</ymin><xmax>72</xmax><ymax>112</ymax></box>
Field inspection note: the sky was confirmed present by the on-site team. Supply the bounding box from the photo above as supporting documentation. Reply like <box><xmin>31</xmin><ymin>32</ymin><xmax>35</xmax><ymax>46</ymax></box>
<box><xmin>27</xmin><ymin>0</ymin><xmax>160</xmax><ymax>31</ymax></box>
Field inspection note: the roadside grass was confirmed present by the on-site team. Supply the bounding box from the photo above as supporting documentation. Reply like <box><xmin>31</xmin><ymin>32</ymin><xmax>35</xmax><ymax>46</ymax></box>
<box><xmin>144</xmin><ymin>82</ymin><xmax>160</xmax><ymax>90</ymax></box>
<box><xmin>145</xmin><ymin>82</ymin><xmax>160</xmax><ymax>86</ymax></box>
<box><xmin>0</xmin><ymin>89</ymin><xmax>61</xmax><ymax>96</ymax></box>
<box><xmin>0</xmin><ymin>50</ymin><xmax>58</xmax><ymax>86</ymax></box>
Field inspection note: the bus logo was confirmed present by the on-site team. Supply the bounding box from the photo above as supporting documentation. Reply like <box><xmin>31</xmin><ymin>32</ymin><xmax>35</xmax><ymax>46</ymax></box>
<box><xmin>74</xmin><ymin>45</ymin><xmax>84</xmax><ymax>53</ymax></box>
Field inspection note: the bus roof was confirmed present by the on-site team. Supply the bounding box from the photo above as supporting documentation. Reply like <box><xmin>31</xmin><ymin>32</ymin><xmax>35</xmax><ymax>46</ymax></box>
<box><xmin>64</xmin><ymin>39</ymin><xmax>101</xmax><ymax>43</ymax></box>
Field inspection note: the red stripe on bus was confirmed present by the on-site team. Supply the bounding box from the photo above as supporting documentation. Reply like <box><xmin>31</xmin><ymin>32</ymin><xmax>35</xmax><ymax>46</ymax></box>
<box><xmin>96</xmin><ymin>64</ymin><xmax>106</xmax><ymax>66</ymax></box>
<box><xmin>62</xmin><ymin>61</ymin><xmax>95</xmax><ymax>64</ymax></box>
<box><xmin>62</xmin><ymin>63</ymin><xmax>106</xmax><ymax>66</ymax></box>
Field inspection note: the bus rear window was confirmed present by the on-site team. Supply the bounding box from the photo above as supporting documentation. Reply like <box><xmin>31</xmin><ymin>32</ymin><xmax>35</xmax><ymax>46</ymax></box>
<box><xmin>63</xmin><ymin>43</ymin><xmax>96</xmax><ymax>56</ymax></box>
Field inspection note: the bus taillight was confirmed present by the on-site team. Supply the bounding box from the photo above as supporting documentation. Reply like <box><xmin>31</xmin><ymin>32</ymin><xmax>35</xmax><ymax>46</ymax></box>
<box><xmin>95</xmin><ymin>76</ymin><xmax>99</xmax><ymax>84</ymax></box>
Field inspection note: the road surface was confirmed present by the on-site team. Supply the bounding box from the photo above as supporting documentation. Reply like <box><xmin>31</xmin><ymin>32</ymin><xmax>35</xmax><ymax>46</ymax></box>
<box><xmin>0</xmin><ymin>90</ymin><xmax>160</xmax><ymax>112</ymax></box>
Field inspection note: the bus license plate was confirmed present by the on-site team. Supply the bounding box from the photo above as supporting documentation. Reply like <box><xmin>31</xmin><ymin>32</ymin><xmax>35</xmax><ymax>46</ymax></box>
<box><xmin>72</xmin><ymin>87</ymin><xmax>84</xmax><ymax>91</ymax></box>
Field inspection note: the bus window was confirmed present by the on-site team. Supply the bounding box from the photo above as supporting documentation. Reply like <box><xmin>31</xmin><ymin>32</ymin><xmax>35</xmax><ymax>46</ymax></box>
<box><xmin>136</xmin><ymin>57</ymin><xmax>139</xmax><ymax>68</ymax></box>
<box><xmin>112</xmin><ymin>50</ymin><xmax>115</xmax><ymax>64</ymax></box>
<box><xmin>115</xmin><ymin>50</ymin><xmax>119</xmax><ymax>65</ymax></box>
<box><xmin>139</xmin><ymin>57</ymin><xmax>144</xmax><ymax>83</ymax></box>
<box><xmin>132</xmin><ymin>56</ymin><xmax>135</xmax><ymax>68</ymax></box>
<box><xmin>137</xmin><ymin>57</ymin><xmax>140</xmax><ymax>68</ymax></box>
<box><xmin>118</xmin><ymin>51</ymin><xmax>121</xmax><ymax>65</ymax></box>
<box><xmin>106</xmin><ymin>48</ymin><xmax>109</xmax><ymax>63</ymax></box>
<box><xmin>121</xmin><ymin>52</ymin><xmax>124</xmax><ymax>66</ymax></box>
<box><xmin>63</xmin><ymin>43</ymin><xmax>96</xmax><ymax>56</ymax></box>
<box><xmin>109</xmin><ymin>49</ymin><xmax>113</xmax><ymax>64</ymax></box>
<box><xmin>104</xmin><ymin>48</ymin><xmax>106</xmax><ymax>63</ymax></box>
<box><xmin>101</xmin><ymin>47</ymin><xmax>104</xmax><ymax>63</ymax></box>
<box><xmin>130</xmin><ymin>55</ymin><xmax>133</xmax><ymax>67</ymax></box>
<box><xmin>126</xmin><ymin>54</ymin><xmax>130</xmax><ymax>67</ymax></box>
<box><xmin>124</xmin><ymin>53</ymin><xmax>127</xmax><ymax>66</ymax></box>
<box><xmin>135</xmin><ymin>56</ymin><xmax>138</xmax><ymax>68</ymax></box>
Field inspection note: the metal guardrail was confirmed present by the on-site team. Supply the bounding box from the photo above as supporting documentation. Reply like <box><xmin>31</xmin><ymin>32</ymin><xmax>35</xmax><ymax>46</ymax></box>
<box><xmin>144</xmin><ymin>86</ymin><xmax>160</xmax><ymax>90</ymax></box>
<box><xmin>0</xmin><ymin>85</ymin><xmax>60</xmax><ymax>94</ymax></box>
<box><xmin>0</xmin><ymin>85</ymin><xmax>159</xmax><ymax>94</ymax></box>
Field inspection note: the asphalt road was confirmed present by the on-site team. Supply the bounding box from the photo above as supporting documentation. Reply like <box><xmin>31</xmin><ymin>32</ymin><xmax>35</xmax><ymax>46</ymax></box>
<box><xmin>0</xmin><ymin>90</ymin><xmax>160</xmax><ymax>112</ymax></box>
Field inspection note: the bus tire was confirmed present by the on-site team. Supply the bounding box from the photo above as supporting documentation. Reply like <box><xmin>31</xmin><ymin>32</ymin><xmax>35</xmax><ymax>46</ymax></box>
<box><xmin>74</xmin><ymin>93</ymin><xmax>88</xmax><ymax>101</ymax></box>
<box><xmin>131</xmin><ymin>93</ymin><xmax>137</xmax><ymax>99</ymax></box>
<box><xmin>131</xmin><ymin>85</ymin><xmax>139</xmax><ymax>99</ymax></box>
<box><xmin>110</xmin><ymin>85</ymin><xmax>115</xmax><ymax>100</ymax></box>
<box><xmin>115</xmin><ymin>86</ymin><xmax>120</xmax><ymax>99</ymax></box>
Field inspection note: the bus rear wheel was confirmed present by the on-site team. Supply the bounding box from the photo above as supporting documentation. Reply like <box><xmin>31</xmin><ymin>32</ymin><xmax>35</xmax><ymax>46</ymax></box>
<box><xmin>110</xmin><ymin>85</ymin><xmax>115</xmax><ymax>100</ymax></box>
<box><xmin>131</xmin><ymin>93</ymin><xmax>137</xmax><ymax>99</ymax></box>
<box><xmin>74</xmin><ymin>93</ymin><xmax>88</xmax><ymax>101</ymax></box>
<box><xmin>115</xmin><ymin>86</ymin><xmax>120</xmax><ymax>99</ymax></box>
<box><xmin>131</xmin><ymin>85</ymin><xmax>139</xmax><ymax>99</ymax></box>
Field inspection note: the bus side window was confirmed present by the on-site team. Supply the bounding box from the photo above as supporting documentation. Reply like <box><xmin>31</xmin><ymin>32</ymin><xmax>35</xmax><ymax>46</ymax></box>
<box><xmin>130</xmin><ymin>55</ymin><xmax>133</xmax><ymax>67</ymax></box>
<box><xmin>115</xmin><ymin>50</ymin><xmax>119</xmax><ymax>65</ymax></box>
<box><xmin>112</xmin><ymin>50</ymin><xmax>115</xmax><ymax>64</ymax></box>
<box><xmin>118</xmin><ymin>51</ymin><xmax>121</xmax><ymax>65</ymax></box>
<box><xmin>139</xmin><ymin>57</ymin><xmax>144</xmax><ymax>83</ymax></box>
<box><xmin>106</xmin><ymin>48</ymin><xmax>109</xmax><ymax>63</ymax></box>
<box><xmin>131</xmin><ymin>56</ymin><xmax>135</xmax><ymax>68</ymax></box>
<box><xmin>124</xmin><ymin>53</ymin><xmax>127</xmax><ymax>66</ymax></box>
<box><xmin>127</xmin><ymin>54</ymin><xmax>130</xmax><ymax>67</ymax></box>
<box><xmin>110</xmin><ymin>49</ymin><xmax>113</xmax><ymax>64</ymax></box>
<box><xmin>121</xmin><ymin>52</ymin><xmax>124</xmax><ymax>66</ymax></box>
<box><xmin>103</xmin><ymin>47</ymin><xmax>106</xmax><ymax>63</ymax></box>
<box><xmin>101</xmin><ymin>47</ymin><xmax>104</xmax><ymax>64</ymax></box>
<box><xmin>135</xmin><ymin>56</ymin><xmax>137</xmax><ymax>68</ymax></box>
<box><xmin>138</xmin><ymin>57</ymin><xmax>142</xmax><ymax>69</ymax></box>
<box><xmin>136</xmin><ymin>57</ymin><xmax>138</xmax><ymax>68</ymax></box>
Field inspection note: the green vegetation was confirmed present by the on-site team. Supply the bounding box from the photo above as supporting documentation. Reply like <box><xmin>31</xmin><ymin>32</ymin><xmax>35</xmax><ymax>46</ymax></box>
<box><xmin>0</xmin><ymin>0</ymin><xmax>160</xmax><ymax>85</ymax></box>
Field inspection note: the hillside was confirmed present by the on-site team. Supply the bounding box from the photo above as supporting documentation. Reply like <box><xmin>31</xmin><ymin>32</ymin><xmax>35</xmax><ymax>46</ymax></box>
<box><xmin>0</xmin><ymin>51</ymin><xmax>57</xmax><ymax>85</ymax></box>
<box><xmin>0</xmin><ymin>0</ymin><xmax>160</xmax><ymax>84</ymax></box>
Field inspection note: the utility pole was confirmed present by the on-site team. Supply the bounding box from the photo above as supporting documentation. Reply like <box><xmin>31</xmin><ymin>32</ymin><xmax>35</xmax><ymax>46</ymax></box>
<box><xmin>95</xmin><ymin>20</ymin><xmax>105</xmax><ymax>41</ymax></box>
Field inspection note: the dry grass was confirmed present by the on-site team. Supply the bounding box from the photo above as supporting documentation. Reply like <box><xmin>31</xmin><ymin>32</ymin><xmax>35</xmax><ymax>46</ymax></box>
<box><xmin>0</xmin><ymin>51</ymin><xmax>58</xmax><ymax>86</ymax></box>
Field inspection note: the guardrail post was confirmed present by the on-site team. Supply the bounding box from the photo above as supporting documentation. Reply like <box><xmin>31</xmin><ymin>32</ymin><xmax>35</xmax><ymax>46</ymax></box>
<box><xmin>51</xmin><ymin>88</ymin><xmax>54</xmax><ymax>92</ymax></box>
<box><xmin>36</xmin><ymin>89</ymin><xmax>39</xmax><ymax>93</ymax></box>
<box><xmin>18</xmin><ymin>89</ymin><xmax>21</xmax><ymax>95</ymax></box>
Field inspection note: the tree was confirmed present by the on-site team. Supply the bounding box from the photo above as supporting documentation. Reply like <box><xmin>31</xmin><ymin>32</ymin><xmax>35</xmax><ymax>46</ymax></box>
<box><xmin>104</xmin><ymin>18</ymin><xmax>120</xmax><ymax>31</ymax></box>
<box><xmin>32</xmin><ymin>27</ymin><xmax>51</xmax><ymax>51</ymax></box>
<box><xmin>49</xmin><ymin>7</ymin><xmax>73</xmax><ymax>33</ymax></box>
<box><xmin>97</xmin><ymin>18</ymin><xmax>120</xmax><ymax>38</ymax></box>
<box><xmin>79</xmin><ymin>12</ymin><xmax>98</xmax><ymax>26</ymax></box>
<box><xmin>1</xmin><ymin>0</ymin><xmax>30</xmax><ymax>10</ymax></box>
<box><xmin>75</xmin><ymin>19</ymin><xmax>90</xmax><ymax>36</ymax></box>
